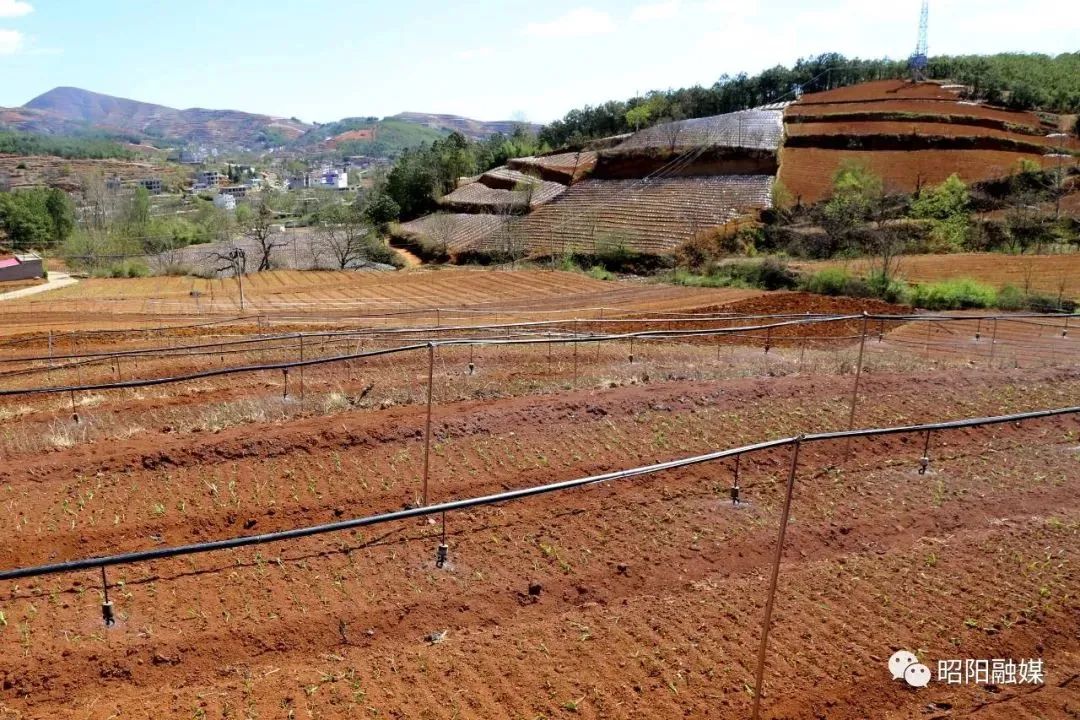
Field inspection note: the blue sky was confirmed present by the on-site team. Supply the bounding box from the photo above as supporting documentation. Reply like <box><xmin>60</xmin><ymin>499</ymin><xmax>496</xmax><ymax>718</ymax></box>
<box><xmin>1</xmin><ymin>0</ymin><xmax>1077</xmax><ymax>123</ymax></box>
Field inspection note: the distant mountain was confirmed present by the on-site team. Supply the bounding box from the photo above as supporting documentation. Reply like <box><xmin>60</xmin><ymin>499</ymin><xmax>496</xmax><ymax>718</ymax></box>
<box><xmin>1</xmin><ymin>87</ymin><xmax>540</xmax><ymax>157</ymax></box>
<box><xmin>17</xmin><ymin>87</ymin><xmax>312</xmax><ymax>148</ymax></box>
<box><xmin>391</xmin><ymin>112</ymin><xmax>540</xmax><ymax>140</ymax></box>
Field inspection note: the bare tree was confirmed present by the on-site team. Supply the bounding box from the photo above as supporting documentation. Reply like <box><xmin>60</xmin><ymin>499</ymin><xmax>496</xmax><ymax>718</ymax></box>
<box><xmin>316</xmin><ymin>203</ymin><xmax>373</xmax><ymax>269</ymax></box>
<box><xmin>244</xmin><ymin>197</ymin><xmax>286</xmax><ymax>271</ymax></box>
<box><xmin>861</xmin><ymin>189</ymin><xmax>907</xmax><ymax>294</ymax></box>
<box><xmin>208</xmin><ymin>246</ymin><xmax>247</xmax><ymax>277</ymax></box>
<box><xmin>78</xmin><ymin>171</ymin><xmax>121</xmax><ymax>233</ymax></box>
<box><xmin>658</xmin><ymin>118</ymin><xmax>685</xmax><ymax>153</ymax></box>
<box><xmin>425</xmin><ymin>213</ymin><xmax>458</xmax><ymax>258</ymax></box>
<box><xmin>151</xmin><ymin>237</ymin><xmax>192</xmax><ymax>275</ymax></box>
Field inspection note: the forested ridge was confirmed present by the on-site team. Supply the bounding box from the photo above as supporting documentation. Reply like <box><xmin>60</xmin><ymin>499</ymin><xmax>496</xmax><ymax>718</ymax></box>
<box><xmin>539</xmin><ymin>52</ymin><xmax>1080</xmax><ymax>148</ymax></box>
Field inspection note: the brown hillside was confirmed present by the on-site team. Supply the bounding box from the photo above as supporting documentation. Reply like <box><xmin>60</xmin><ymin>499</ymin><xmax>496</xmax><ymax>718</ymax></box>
<box><xmin>780</xmin><ymin>81</ymin><xmax>1072</xmax><ymax>203</ymax></box>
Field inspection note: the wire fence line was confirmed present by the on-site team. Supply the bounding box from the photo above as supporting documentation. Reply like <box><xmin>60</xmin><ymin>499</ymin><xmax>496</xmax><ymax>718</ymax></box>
<box><xmin>2</xmin><ymin>404</ymin><xmax>1072</xmax><ymax>584</ymax></box>
<box><xmin>0</xmin><ymin>312</ymin><xmax>1075</xmax><ymax>398</ymax></box>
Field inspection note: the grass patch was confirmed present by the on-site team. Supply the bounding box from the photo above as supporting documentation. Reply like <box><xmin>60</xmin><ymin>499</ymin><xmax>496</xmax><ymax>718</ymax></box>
<box><xmin>908</xmin><ymin>278</ymin><xmax>998</xmax><ymax>310</ymax></box>
<box><xmin>667</xmin><ymin>258</ymin><xmax>798</xmax><ymax>291</ymax></box>
<box><xmin>797</xmin><ymin>270</ymin><xmax>1077</xmax><ymax>312</ymax></box>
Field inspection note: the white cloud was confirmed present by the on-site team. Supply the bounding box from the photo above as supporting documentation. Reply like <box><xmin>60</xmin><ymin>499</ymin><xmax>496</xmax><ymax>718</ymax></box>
<box><xmin>631</xmin><ymin>1</ymin><xmax>680</xmax><ymax>22</ymax></box>
<box><xmin>0</xmin><ymin>28</ymin><xmax>23</xmax><ymax>54</ymax></box>
<box><xmin>456</xmin><ymin>47</ymin><xmax>493</xmax><ymax>61</ymax></box>
<box><xmin>0</xmin><ymin>0</ymin><xmax>32</xmax><ymax>18</ymax></box>
<box><xmin>525</xmin><ymin>8</ymin><xmax>615</xmax><ymax>38</ymax></box>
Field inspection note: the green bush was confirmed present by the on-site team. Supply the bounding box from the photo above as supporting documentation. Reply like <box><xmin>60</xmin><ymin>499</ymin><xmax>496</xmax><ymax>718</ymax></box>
<box><xmin>995</xmin><ymin>284</ymin><xmax>1026</xmax><ymax>311</ymax></box>
<box><xmin>668</xmin><ymin>258</ymin><xmax>798</xmax><ymax>291</ymax></box>
<box><xmin>865</xmin><ymin>270</ymin><xmax>910</xmax><ymax>304</ymax></box>
<box><xmin>586</xmin><ymin>265</ymin><xmax>615</xmax><ymax>281</ymax></box>
<box><xmin>92</xmin><ymin>260</ymin><xmax>150</xmax><ymax>278</ymax></box>
<box><xmin>801</xmin><ymin>267</ymin><xmax>854</xmax><ymax>296</ymax></box>
<box><xmin>908</xmin><ymin>279</ymin><xmax>997</xmax><ymax>310</ymax></box>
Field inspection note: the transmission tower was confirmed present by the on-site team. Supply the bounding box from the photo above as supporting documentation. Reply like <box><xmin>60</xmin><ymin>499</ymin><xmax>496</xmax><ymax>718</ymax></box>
<box><xmin>909</xmin><ymin>0</ymin><xmax>929</xmax><ymax>81</ymax></box>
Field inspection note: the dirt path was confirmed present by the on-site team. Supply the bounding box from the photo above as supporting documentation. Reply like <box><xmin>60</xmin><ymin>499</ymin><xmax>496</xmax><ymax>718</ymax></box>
<box><xmin>0</xmin><ymin>271</ymin><xmax>76</xmax><ymax>301</ymax></box>
<box><xmin>393</xmin><ymin>246</ymin><xmax>422</xmax><ymax>267</ymax></box>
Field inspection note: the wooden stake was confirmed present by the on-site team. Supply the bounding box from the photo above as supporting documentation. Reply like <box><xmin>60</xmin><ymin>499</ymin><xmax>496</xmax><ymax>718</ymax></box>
<box><xmin>751</xmin><ymin>438</ymin><xmax>802</xmax><ymax>720</ymax></box>
<box><xmin>422</xmin><ymin>343</ymin><xmax>435</xmax><ymax>506</ymax></box>
<box><xmin>846</xmin><ymin>314</ymin><xmax>869</xmax><ymax>434</ymax></box>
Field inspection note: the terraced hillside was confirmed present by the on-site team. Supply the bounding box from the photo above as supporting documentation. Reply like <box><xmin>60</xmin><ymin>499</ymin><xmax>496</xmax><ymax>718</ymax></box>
<box><xmin>780</xmin><ymin>80</ymin><xmax>1077</xmax><ymax>203</ymax></box>
<box><xmin>395</xmin><ymin>213</ymin><xmax>509</xmax><ymax>254</ymax></box>
<box><xmin>610</xmin><ymin>105</ymin><xmax>787</xmax><ymax>154</ymax></box>
<box><xmin>507</xmin><ymin>151</ymin><xmax>597</xmax><ymax>183</ymax></box>
<box><xmin>498</xmin><ymin>175</ymin><xmax>774</xmax><ymax>256</ymax></box>
<box><xmin>440</xmin><ymin>167</ymin><xmax>566</xmax><ymax>213</ymax></box>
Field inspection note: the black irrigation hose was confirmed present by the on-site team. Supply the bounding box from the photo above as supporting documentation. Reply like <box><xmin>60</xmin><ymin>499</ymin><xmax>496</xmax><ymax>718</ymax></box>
<box><xmin>0</xmin><ymin>405</ymin><xmax>1074</xmax><ymax>583</ymax></box>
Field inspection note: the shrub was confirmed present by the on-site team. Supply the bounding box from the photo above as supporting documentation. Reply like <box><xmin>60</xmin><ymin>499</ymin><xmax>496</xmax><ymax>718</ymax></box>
<box><xmin>995</xmin><ymin>284</ymin><xmax>1026</xmax><ymax>311</ymax></box>
<box><xmin>865</xmin><ymin>270</ymin><xmax>910</xmax><ymax>304</ymax></box>
<box><xmin>799</xmin><ymin>267</ymin><xmax>872</xmax><ymax>297</ymax></box>
<box><xmin>801</xmin><ymin>267</ymin><xmax>849</xmax><ymax>296</ymax></box>
<box><xmin>586</xmin><ymin>265</ymin><xmax>615</xmax><ymax>281</ymax></box>
<box><xmin>908</xmin><ymin>279</ymin><xmax>997</xmax><ymax>310</ymax></box>
<box><xmin>667</xmin><ymin>258</ymin><xmax>797</xmax><ymax>291</ymax></box>
<box><xmin>93</xmin><ymin>260</ymin><xmax>150</xmax><ymax>278</ymax></box>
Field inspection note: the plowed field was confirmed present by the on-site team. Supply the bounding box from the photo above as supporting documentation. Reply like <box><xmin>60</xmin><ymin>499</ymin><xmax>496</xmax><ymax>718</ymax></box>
<box><xmin>0</xmin><ymin>269</ymin><xmax>766</xmax><ymax>334</ymax></box>
<box><xmin>1</xmin><ymin>265</ymin><xmax>1078</xmax><ymax>719</ymax></box>
<box><xmin>1</xmin><ymin>357</ymin><xmax>1077</xmax><ymax>719</ymax></box>
<box><xmin>779</xmin><ymin>147</ymin><xmax>1064</xmax><ymax>203</ymax></box>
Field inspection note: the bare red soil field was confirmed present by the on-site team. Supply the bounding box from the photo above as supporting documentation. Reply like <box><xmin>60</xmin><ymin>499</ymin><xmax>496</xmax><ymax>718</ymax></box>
<box><xmin>778</xmin><ymin>147</ymin><xmax>1065</xmax><ymax>203</ymax></box>
<box><xmin>780</xmin><ymin>80</ymin><xmax>1073</xmax><ymax>203</ymax></box>
<box><xmin>1</xmin><ymin>356</ymin><xmax>1077</xmax><ymax>719</ymax></box>
<box><xmin>0</xmin><ymin>269</ymin><xmax>766</xmax><ymax>335</ymax></box>
<box><xmin>1</xmin><ymin>271</ymin><xmax>1078</xmax><ymax>719</ymax></box>
<box><xmin>795</xmin><ymin>79</ymin><xmax>968</xmax><ymax>104</ymax></box>
<box><xmin>786</xmin><ymin>121</ymin><xmax>1080</xmax><ymax>151</ymax></box>
<box><xmin>786</xmin><ymin>98</ymin><xmax>1047</xmax><ymax>130</ymax></box>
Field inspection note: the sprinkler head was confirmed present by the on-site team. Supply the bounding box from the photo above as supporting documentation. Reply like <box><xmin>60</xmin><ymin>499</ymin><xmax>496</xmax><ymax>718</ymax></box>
<box><xmin>101</xmin><ymin>600</ymin><xmax>115</xmax><ymax>627</ymax></box>
<box><xmin>628</xmin><ymin>354</ymin><xmax>634</xmax><ymax>364</ymax></box>
<box><xmin>435</xmin><ymin>543</ymin><xmax>449</xmax><ymax>569</ymax></box>
<box><xmin>918</xmin><ymin>455</ymin><xmax>930</xmax><ymax>475</ymax></box>
<box><xmin>467</xmin><ymin>362</ymin><xmax>475</xmax><ymax>375</ymax></box>
<box><xmin>730</xmin><ymin>484</ymin><xmax>741</xmax><ymax>506</ymax></box>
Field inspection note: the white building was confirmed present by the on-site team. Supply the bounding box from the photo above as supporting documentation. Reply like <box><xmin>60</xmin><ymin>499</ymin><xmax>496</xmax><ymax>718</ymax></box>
<box><xmin>213</xmin><ymin>194</ymin><xmax>236</xmax><ymax>211</ymax></box>
<box><xmin>322</xmin><ymin>168</ymin><xmax>348</xmax><ymax>190</ymax></box>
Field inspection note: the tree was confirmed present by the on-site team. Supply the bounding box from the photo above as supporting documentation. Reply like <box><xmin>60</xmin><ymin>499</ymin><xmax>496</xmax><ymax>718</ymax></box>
<box><xmin>910</xmin><ymin>174</ymin><xmax>971</xmax><ymax>252</ymax></box>
<box><xmin>424</xmin><ymin>213</ymin><xmax>458</xmax><ymax>258</ymax></box>
<box><xmin>120</xmin><ymin>186</ymin><xmax>152</xmax><ymax>242</ymax></box>
<box><xmin>208</xmin><ymin>246</ymin><xmax>247</xmax><ymax>277</ymax></box>
<box><xmin>78</xmin><ymin>171</ymin><xmax>121</xmax><ymax>233</ymax></box>
<box><xmin>244</xmin><ymin>196</ymin><xmax>285</xmax><ymax>271</ymax></box>
<box><xmin>657</xmin><ymin>115</ymin><xmax>686</xmax><ymax>152</ymax></box>
<box><xmin>862</xmin><ymin>194</ymin><xmax>908</xmax><ymax>300</ymax></box>
<box><xmin>363</xmin><ymin>191</ymin><xmax>401</xmax><ymax>229</ymax></box>
<box><xmin>45</xmin><ymin>188</ymin><xmax>75</xmax><ymax>242</ymax></box>
<box><xmin>0</xmin><ymin>188</ymin><xmax>76</xmax><ymax>249</ymax></box>
<box><xmin>820</xmin><ymin>161</ymin><xmax>882</xmax><ymax>253</ymax></box>
<box><xmin>315</xmin><ymin>202</ymin><xmax>373</xmax><ymax>269</ymax></box>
